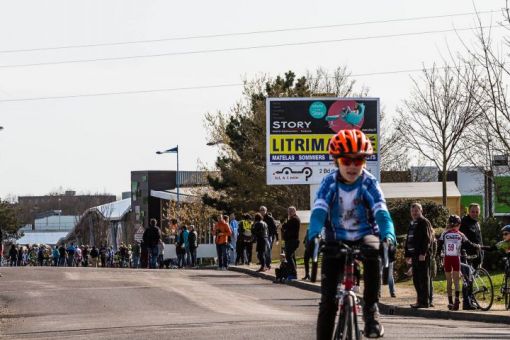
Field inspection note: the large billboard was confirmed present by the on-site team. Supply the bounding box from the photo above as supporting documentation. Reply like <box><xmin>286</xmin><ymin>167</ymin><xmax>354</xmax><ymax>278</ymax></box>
<box><xmin>266</xmin><ymin>97</ymin><xmax>380</xmax><ymax>185</ymax></box>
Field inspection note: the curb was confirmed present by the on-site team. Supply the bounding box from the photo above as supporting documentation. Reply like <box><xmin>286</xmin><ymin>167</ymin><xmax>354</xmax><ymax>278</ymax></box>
<box><xmin>229</xmin><ymin>266</ymin><xmax>320</xmax><ymax>293</ymax></box>
<box><xmin>230</xmin><ymin>266</ymin><xmax>510</xmax><ymax>324</ymax></box>
<box><xmin>378</xmin><ymin>303</ymin><xmax>510</xmax><ymax>324</ymax></box>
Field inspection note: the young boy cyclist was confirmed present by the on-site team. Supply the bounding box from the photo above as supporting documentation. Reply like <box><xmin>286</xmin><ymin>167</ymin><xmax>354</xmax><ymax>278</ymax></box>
<box><xmin>486</xmin><ymin>225</ymin><xmax>510</xmax><ymax>254</ymax></box>
<box><xmin>438</xmin><ymin>215</ymin><xmax>481</xmax><ymax>310</ymax></box>
<box><xmin>308</xmin><ymin>129</ymin><xmax>396</xmax><ymax>339</ymax></box>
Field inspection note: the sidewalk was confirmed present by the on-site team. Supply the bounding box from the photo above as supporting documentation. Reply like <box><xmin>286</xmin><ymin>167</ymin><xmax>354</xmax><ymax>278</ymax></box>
<box><xmin>230</xmin><ymin>263</ymin><xmax>510</xmax><ymax>324</ymax></box>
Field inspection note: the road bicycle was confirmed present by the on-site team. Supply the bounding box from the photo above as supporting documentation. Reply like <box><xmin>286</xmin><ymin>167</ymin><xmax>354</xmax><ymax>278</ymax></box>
<box><xmin>312</xmin><ymin>239</ymin><xmax>389</xmax><ymax>340</ymax></box>
<box><xmin>498</xmin><ymin>255</ymin><xmax>510</xmax><ymax>310</ymax></box>
<box><xmin>461</xmin><ymin>251</ymin><xmax>494</xmax><ymax>311</ymax></box>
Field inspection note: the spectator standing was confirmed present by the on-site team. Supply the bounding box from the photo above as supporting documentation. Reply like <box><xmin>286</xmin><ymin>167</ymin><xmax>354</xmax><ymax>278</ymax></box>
<box><xmin>229</xmin><ymin>214</ymin><xmax>239</xmax><ymax>265</ymax></box>
<box><xmin>281</xmin><ymin>206</ymin><xmax>300</xmax><ymax>280</ymax></box>
<box><xmin>302</xmin><ymin>227</ymin><xmax>312</xmax><ymax>281</ymax></box>
<box><xmin>169</xmin><ymin>219</ymin><xmax>179</xmax><ymax>244</ymax></box>
<box><xmin>260</xmin><ymin>206</ymin><xmax>278</xmax><ymax>269</ymax></box>
<box><xmin>157</xmin><ymin>240</ymin><xmax>165</xmax><ymax>269</ymax></box>
<box><xmin>143</xmin><ymin>218</ymin><xmax>162</xmax><ymax>269</ymax></box>
<box><xmin>66</xmin><ymin>243</ymin><xmax>76</xmax><ymax>267</ymax></box>
<box><xmin>176</xmin><ymin>227</ymin><xmax>186</xmax><ymax>268</ymax></box>
<box><xmin>37</xmin><ymin>246</ymin><xmax>44</xmax><ymax>266</ymax></box>
<box><xmin>75</xmin><ymin>246</ymin><xmax>82</xmax><ymax>267</ymax></box>
<box><xmin>131</xmin><ymin>242</ymin><xmax>140</xmax><ymax>268</ymax></box>
<box><xmin>460</xmin><ymin>203</ymin><xmax>483</xmax><ymax>267</ymax></box>
<box><xmin>58</xmin><ymin>244</ymin><xmax>66</xmax><ymax>266</ymax></box>
<box><xmin>405</xmin><ymin>203</ymin><xmax>434</xmax><ymax>308</ymax></box>
<box><xmin>181</xmin><ymin>225</ymin><xmax>190</xmax><ymax>267</ymax></box>
<box><xmin>52</xmin><ymin>246</ymin><xmax>60</xmax><ymax>267</ymax></box>
<box><xmin>17</xmin><ymin>246</ymin><xmax>23</xmax><ymax>266</ymax></box>
<box><xmin>236</xmin><ymin>214</ymin><xmax>253</xmax><ymax>265</ymax></box>
<box><xmin>459</xmin><ymin>203</ymin><xmax>483</xmax><ymax>310</ymax></box>
<box><xmin>140</xmin><ymin>240</ymin><xmax>148</xmax><ymax>269</ymax></box>
<box><xmin>90</xmin><ymin>246</ymin><xmax>99</xmax><ymax>267</ymax></box>
<box><xmin>251</xmin><ymin>213</ymin><xmax>269</xmax><ymax>272</ymax></box>
<box><xmin>188</xmin><ymin>225</ymin><xmax>198</xmax><ymax>267</ymax></box>
<box><xmin>99</xmin><ymin>244</ymin><xmax>107</xmax><ymax>268</ymax></box>
<box><xmin>215</xmin><ymin>215</ymin><xmax>232</xmax><ymax>270</ymax></box>
<box><xmin>82</xmin><ymin>245</ymin><xmax>89</xmax><ymax>267</ymax></box>
<box><xmin>9</xmin><ymin>244</ymin><xmax>17</xmax><ymax>266</ymax></box>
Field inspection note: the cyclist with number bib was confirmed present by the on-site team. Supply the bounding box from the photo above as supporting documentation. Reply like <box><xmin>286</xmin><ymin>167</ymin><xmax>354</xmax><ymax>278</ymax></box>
<box><xmin>437</xmin><ymin>215</ymin><xmax>481</xmax><ymax>310</ymax></box>
<box><xmin>308</xmin><ymin>129</ymin><xmax>396</xmax><ymax>339</ymax></box>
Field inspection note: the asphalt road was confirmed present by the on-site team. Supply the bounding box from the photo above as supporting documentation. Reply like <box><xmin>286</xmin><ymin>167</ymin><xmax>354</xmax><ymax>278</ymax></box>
<box><xmin>0</xmin><ymin>267</ymin><xmax>508</xmax><ymax>339</ymax></box>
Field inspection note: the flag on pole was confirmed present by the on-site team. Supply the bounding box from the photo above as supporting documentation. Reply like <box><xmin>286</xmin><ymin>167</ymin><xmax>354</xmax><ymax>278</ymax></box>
<box><xmin>161</xmin><ymin>146</ymin><xmax>178</xmax><ymax>153</ymax></box>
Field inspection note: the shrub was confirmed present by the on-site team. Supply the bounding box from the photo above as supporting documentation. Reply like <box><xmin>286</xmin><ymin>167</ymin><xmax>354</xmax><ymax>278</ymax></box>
<box><xmin>387</xmin><ymin>199</ymin><xmax>450</xmax><ymax>236</ymax></box>
<box><xmin>480</xmin><ymin>217</ymin><xmax>504</xmax><ymax>270</ymax></box>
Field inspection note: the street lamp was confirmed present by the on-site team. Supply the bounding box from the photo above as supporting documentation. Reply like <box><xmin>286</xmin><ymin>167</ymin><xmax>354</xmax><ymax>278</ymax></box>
<box><xmin>156</xmin><ymin>145</ymin><xmax>180</xmax><ymax>207</ymax></box>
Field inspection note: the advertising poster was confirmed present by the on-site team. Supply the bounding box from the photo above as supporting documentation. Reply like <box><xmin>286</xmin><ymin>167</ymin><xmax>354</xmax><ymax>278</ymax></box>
<box><xmin>266</xmin><ymin>97</ymin><xmax>380</xmax><ymax>185</ymax></box>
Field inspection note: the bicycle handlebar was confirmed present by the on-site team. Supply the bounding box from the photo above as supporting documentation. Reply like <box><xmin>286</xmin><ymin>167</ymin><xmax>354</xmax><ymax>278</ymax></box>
<box><xmin>311</xmin><ymin>237</ymin><xmax>390</xmax><ymax>266</ymax></box>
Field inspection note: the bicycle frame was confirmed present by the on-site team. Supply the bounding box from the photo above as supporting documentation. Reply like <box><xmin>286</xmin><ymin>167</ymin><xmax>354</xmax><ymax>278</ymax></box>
<box><xmin>334</xmin><ymin>244</ymin><xmax>362</xmax><ymax>340</ymax></box>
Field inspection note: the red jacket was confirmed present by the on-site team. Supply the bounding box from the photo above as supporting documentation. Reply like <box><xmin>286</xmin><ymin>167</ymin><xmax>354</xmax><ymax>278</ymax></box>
<box><xmin>215</xmin><ymin>221</ymin><xmax>232</xmax><ymax>245</ymax></box>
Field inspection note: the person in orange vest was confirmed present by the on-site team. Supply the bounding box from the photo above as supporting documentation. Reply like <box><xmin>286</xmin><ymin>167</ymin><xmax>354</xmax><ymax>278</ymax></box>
<box><xmin>215</xmin><ymin>215</ymin><xmax>232</xmax><ymax>270</ymax></box>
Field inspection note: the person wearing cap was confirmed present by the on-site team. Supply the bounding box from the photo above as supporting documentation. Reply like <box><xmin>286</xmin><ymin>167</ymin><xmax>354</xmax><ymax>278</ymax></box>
<box><xmin>490</xmin><ymin>225</ymin><xmax>510</xmax><ymax>253</ymax></box>
<box><xmin>438</xmin><ymin>215</ymin><xmax>481</xmax><ymax>310</ymax></box>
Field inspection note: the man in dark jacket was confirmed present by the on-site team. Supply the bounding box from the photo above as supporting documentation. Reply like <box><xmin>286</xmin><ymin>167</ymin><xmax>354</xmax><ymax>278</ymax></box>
<box><xmin>252</xmin><ymin>213</ymin><xmax>269</xmax><ymax>272</ymax></box>
<box><xmin>459</xmin><ymin>203</ymin><xmax>482</xmax><ymax>310</ymax></box>
<box><xmin>188</xmin><ymin>225</ymin><xmax>198</xmax><ymax>267</ymax></box>
<box><xmin>143</xmin><ymin>218</ymin><xmax>162</xmax><ymax>269</ymax></box>
<box><xmin>460</xmin><ymin>203</ymin><xmax>482</xmax><ymax>267</ymax></box>
<box><xmin>260</xmin><ymin>206</ymin><xmax>278</xmax><ymax>268</ymax></box>
<box><xmin>406</xmin><ymin>203</ymin><xmax>433</xmax><ymax>308</ymax></box>
<box><xmin>281</xmin><ymin>206</ymin><xmax>300</xmax><ymax>280</ymax></box>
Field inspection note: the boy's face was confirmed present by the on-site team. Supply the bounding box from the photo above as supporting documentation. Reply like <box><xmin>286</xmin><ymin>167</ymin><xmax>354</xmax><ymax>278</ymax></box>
<box><xmin>336</xmin><ymin>156</ymin><xmax>366</xmax><ymax>184</ymax></box>
<box><xmin>503</xmin><ymin>231</ymin><xmax>510</xmax><ymax>242</ymax></box>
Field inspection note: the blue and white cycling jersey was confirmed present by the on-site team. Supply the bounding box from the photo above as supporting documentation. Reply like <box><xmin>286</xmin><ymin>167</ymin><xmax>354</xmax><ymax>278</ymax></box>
<box><xmin>308</xmin><ymin>169</ymin><xmax>395</xmax><ymax>243</ymax></box>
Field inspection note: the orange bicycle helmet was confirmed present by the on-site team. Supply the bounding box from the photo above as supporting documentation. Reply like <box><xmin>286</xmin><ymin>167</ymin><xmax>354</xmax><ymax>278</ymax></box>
<box><xmin>328</xmin><ymin>129</ymin><xmax>373</xmax><ymax>157</ymax></box>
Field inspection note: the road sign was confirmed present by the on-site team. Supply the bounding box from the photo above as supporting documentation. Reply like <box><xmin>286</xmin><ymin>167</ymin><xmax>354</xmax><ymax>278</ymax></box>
<box><xmin>134</xmin><ymin>225</ymin><xmax>144</xmax><ymax>243</ymax></box>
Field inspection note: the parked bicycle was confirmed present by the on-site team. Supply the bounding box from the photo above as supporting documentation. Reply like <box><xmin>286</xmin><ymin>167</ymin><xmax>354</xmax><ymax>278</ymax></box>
<box><xmin>312</xmin><ymin>239</ymin><xmax>389</xmax><ymax>340</ymax></box>
<box><xmin>461</xmin><ymin>250</ymin><xmax>494</xmax><ymax>311</ymax></box>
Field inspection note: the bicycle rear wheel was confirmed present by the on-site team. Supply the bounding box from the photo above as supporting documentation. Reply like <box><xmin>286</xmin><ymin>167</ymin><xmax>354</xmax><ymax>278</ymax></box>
<box><xmin>472</xmin><ymin>267</ymin><xmax>494</xmax><ymax>311</ymax></box>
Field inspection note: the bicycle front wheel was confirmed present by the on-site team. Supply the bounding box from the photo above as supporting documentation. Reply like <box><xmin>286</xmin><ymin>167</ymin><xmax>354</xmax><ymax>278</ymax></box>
<box><xmin>334</xmin><ymin>295</ymin><xmax>360</xmax><ymax>340</ymax></box>
<box><xmin>472</xmin><ymin>268</ymin><xmax>494</xmax><ymax>311</ymax></box>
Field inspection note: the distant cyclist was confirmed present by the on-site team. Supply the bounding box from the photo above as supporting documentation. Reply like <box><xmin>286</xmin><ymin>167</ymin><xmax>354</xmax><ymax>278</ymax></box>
<box><xmin>437</xmin><ymin>215</ymin><xmax>481</xmax><ymax>310</ymax></box>
<box><xmin>308</xmin><ymin>129</ymin><xmax>396</xmax><ymax>339</ymax></box>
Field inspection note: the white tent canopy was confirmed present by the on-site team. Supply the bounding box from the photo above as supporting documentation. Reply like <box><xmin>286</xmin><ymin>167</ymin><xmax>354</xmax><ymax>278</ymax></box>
<box><xmin>380</xmin><ymin>181</ymin><xmax>461</xmax><ymax>199</ymax></box>
<box><xmin>95</xmin><ymin>198</ymin><xmax>131</xmax><ymax>221</ymax></box>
